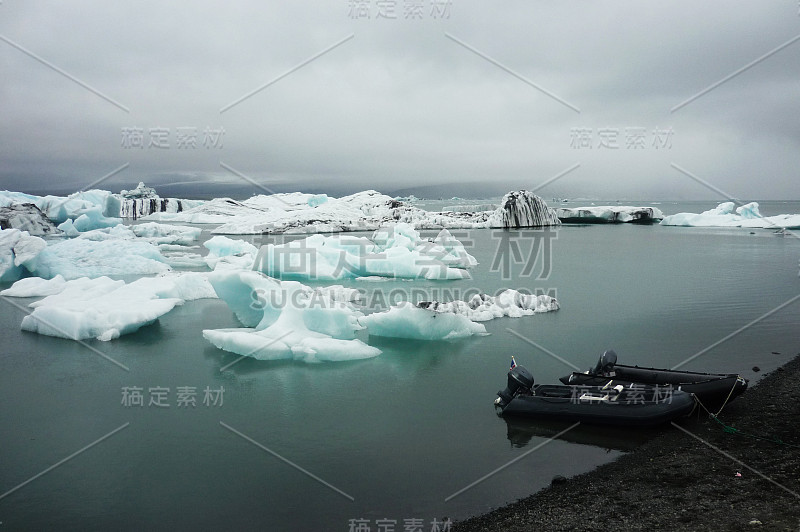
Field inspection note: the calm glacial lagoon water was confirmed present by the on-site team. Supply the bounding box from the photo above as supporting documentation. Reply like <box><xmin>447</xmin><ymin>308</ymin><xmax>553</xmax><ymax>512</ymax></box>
<box><xmin>1</xmin><ymin>200</ymin><xmax>799</xmax><ymax>531</ymax></box>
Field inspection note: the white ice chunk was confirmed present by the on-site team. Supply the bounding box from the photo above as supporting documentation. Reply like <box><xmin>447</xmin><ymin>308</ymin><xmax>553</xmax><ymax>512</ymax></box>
<box><xmin>10</xmin><ymin>273</ymin><xmax>215</xmax><ymax>341</ymax></box>
<box><xmin>18</xmin><ymin>276</ymin><xmax>180</xmax><ymax>341</ymax></box>
<box><xmin>203</xmin><ymin>270</ymin><xmax>380</xmax><ymax>363</ymax></box>
<box><xmin>419</xmin><ymin>290</ymin><xmax>559</xmax><ymax>321</ymax></box>
<box><xmin>57</xmin><ymin>206</ymin><xmax>121</xmax><ymax>232</ymax></box>
<box><xmin>31</xmin><ymin>238</ymin><xmax>170</xmax><ymax>280</ymax></box>
<box><xmin>0</xmin><ymin>228</ymin><xmax>47</xmax><ymax>282</ymax></box>
<box><xmin>203</xmin><ymin>235</ymin><xmax>258</xmax><ymax>270</ymax></box>
<box><xmin>555</xmin><ymin>205</ymin><xmax>664</xmax><ymax>224</ymax></box>
<box><xmin>253</xmin><ymin>223</ymin><xmax>474</xmax><ymax>281</ymax></box>
<box><xmin>0</xmin><ymin>275</ymin><xmax>68</xmax><ymax>297</ymax></box>
<box><xmin>131</xmin><ymin>222</ymin><xmax>202</xmax><ymax>245</ymax></box>
<box><xmin>661</xmin><ymin>202</ymin><xmax>800</xmax><ymax>229</ymax></box>
<box><xmin>359</xmin><ymin>302</ymin><xmax>487</xmax><ymax>340</ymax></box>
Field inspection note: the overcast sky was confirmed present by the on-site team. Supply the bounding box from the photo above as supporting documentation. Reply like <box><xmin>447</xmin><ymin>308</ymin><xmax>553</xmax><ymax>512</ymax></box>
<box><xmin>1</xmin><ymin>1</ymin><xmax>798</xmax><ymax>199</ymax></box>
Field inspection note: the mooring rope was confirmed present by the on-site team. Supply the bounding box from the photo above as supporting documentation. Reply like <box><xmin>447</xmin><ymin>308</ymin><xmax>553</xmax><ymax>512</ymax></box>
<box><xmin>690</xmin><ymin>393</ymin><xmax>800</xmax><ymax>449</ymax></box>
<box><xmin>713</xmin><ymin>376</ymin><xmax>742</xmax><ymax>416</ymax></box>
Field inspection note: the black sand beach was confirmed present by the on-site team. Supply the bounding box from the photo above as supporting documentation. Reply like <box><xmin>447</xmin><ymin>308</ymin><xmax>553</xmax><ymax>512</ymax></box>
<box><xmin>455</xmin><ymin>355</ymin><xmax>800</xmax><ymax>531</ymax></box>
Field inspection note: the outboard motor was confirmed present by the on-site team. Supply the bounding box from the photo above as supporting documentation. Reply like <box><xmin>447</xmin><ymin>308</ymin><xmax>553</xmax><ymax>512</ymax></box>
<box><xmin>496</xmin><ymin>365</ymin><xmax>534</xmax><ymax>407</ymax></box>
<box><xmin>591</xmin><ymin>350</ymin><xmax>617</xmax><ymax>376</ymax></box>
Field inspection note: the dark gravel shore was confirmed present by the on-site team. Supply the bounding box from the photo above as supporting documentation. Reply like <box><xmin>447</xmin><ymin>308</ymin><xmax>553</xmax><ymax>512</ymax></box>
<box><xmin>455</xmin><ymin>355</ymin><xmax>800</xmax><ymax>531</ymax></box>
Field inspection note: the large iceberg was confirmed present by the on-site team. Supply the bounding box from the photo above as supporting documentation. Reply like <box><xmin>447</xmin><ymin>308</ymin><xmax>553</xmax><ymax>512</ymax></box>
<box><xmin>556</xmin><ymin>206</ymin><xmax>664</xmax><ymax>224</ymax></box>
<box><xmin>359</xmin><ymin>302</ymin><xmax>488</xmax><ymax>340</ymax></box>
<box><xmin>661</xmin><ymin>202</ymin><xmax>800</xmax><ymax>229</ymax></box>
<box><xmin>0</xmin><ymin>204</ymin><xmax>61</xmax><ymax>235</ymax></box>
<box><xmin>494</xmin><ymin>190</ymin><xmax>561</xmax><ymax>228</ymax></box>
<box><xmin>252</xmin><ymin>224</ymin><xmax>475</xmax><ymax>281</ymax></box>
<box><xmin>0</xmin><ymin>184</ymin><xmax>200</xmax><ymax>223</ymax></box>
<box><xmin>3</xmin><ymin>187</ymin><xmax>562</xmax><ymax>235</ymax></box>
<box><xmin>146</xmin><ymin>189</ymin><xmax>559</xmax><ymax>234</ymax></box>
<box><xmin>202</xmin><ymin>270</ymin><xmax>380</xmax><ymax>363</ymax></box>
<box><xmin>3</xmin><ymin>272</ymin><xmax>216</xmax><ymax>341</ymax></box>
<box><xmin>119</xmin><ymin>182</ymin><xmax>204</xmax><ymax>220</ymax></box>
<box><xmin>0</xmin><ymin>228</ymin><xmax>47</xmax><ymax>282</ymax></box>
<box><xmin>24</xmin><ymin>190</ymin><xmax>120</xmax><ymax>224</ymax></box>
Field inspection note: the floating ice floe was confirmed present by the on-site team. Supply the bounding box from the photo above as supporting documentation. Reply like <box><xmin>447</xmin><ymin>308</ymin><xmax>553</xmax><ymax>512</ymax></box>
<box><xmin>3</xmin><ymin>272</ymin><xmax>216</xmax><ymax>341</ymax></box>
<box><xmin>252</xmin><ymin>224</ymin><xmax>475</xmax><ymax>281</ymax></box>
<box><xmin>358</xmin><ymin>290</ymin><xmax>559</xmax><ymax>340</ymax></box>
<box><xmin>359</xmin><ymin>302</ymin><xmax>488</xmax><ymax>340</ymax></box>
<box><xmin>23</xmin><ymin>222</ymin><xmax>205</xmax><ymax>279</ymax></box>
<box><xmin>0</xmin><ymin>274</ymin><xmax>68</xmax><ymax>297</ymax></box>
<box><xmin>0</xmin><ymin>229</ymin><xmax>47</xmax><ymax>282</ymax></box>
<box><xmin>130</xmin><ymin>222</ymin><xmax>202</xmax><ymax>245</ymax></box>
<box><xmin>57</xmin><ymin>206</ymin><xmax>122</xmax><ymax>235</ymax></box>
<box><xmin>202</xmin><ymin>270</ymin><xmax>380</xmax><ymax>363</ymax></box>
<box><xmin>417</xmin><ymin>290</ymin><xmax>559</xmax><ymax>321</ymax></box>
<box><xmin>555</xmin><ymin>206</ymin><xmax>664</xmax><ymax>224</ymax></box>
<box><xmin>660</xmin><ymin>202</ymin><xmax>800</xmax><ymax>229</ymax></box>
<box><xmin>203</xmin><ymin>235</ymin><xmax>258</xmax><ymax>270</ymax></box>
<box><xmin>32</xmin><ymin>237</ymin><xmax>171</xmax><ymax>279</ymax></box>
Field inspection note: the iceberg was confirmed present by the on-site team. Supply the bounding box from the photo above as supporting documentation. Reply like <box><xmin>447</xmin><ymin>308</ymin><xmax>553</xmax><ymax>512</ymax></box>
<box><xmin>57</xmin><ymin>206</ymin><xmax>122</xmax><ymax>233</ymax></box>
<box><xmin>0</xmin><ymin>204</ymin><xmax>61</xmax><ymax>235</ymax></box>
<box><xmin>38</xmin><ymin>190</ymin><xmax>121</xmax><ymax>224</ymax></box>
<box><xmin>15</xmin><ymin>277</ymin><xmax>179</xmax><ymax>341</ymax></box>
<box><xmin>417</xmin><ymin>290</ymin><xmax>559</xmax><ymax>321</ymax></box>
<box><xmin>0</xmin><ymin>274</ymin><xmax>68</xmax><ymax>297</ymax></box>
<box><xmin>0</xmin><ymin>228</ymin><xmax>47</xmax><ymax>282</ymax></box>
<box><xmin>493</xmin><ymin>190</ymin><xmax>561</xmax><ymax>228</ymax></box>
<box><xmin>556</xmin><ymin>206</ymin><xmax>664</xmax><ymax>224</ymax></box>
<box><xmin>32</xmin><ymin>238</ymin><xmax>171</xmax><ymax>279</ymax></box>
<box><xmin>148</xmin><ymin>189</ymin><xmax>559</xmax><ymax>234</ymax></box>
<box><xmin>130</xmin><ymin>222</ymin><xmax>202</xmax><ymax>245</ymax></box>
<box><xmin>119</xmin><ymin>182</ymin><xmax>204</xmax><ymax>220</ymax></box>
<box><xmin>0</xmin><ymin>188</ymin><xmax>122</xmax><ymax>228</ymax></box>
<box><xmin>203</xmin><ymin>235</ymin><xmax>258</xmax><ymax>270</ymax></box>
<box><xmin>358</xmin><ymin>302</ymin><xmax>488</xmax><ymax>340</ymax></box>
<box><xmin>202</xmin><ymin>270</ymin><xmax>380</xmax><ymax>363</ymax></box>
<box><xmin>5</xmin><ymin>273</ymin><xmax>216</xmax><ymax>341</ymax></box>
<box><xmin>357</xmin><ymin>289</ymin><xmax>558</xmax><ymax>341</ymax></box>
<box><xmin>24</xmin><ymin>222</ymin><xmax>204</xmax><ymax>279</ymax></box>
<box><xmin>252</xmin><ymin>224</ymin><xmax>474</xmax><ymax>281</ymax></box>
<box><xmin>661</xmin><ymin>202</ymin><xmax>800</xmax><ymax>229</ymax></box>
<box><xmin>4</xmin><ymin>187</ymin><xmax>562</xmax><ymax>235</ymax></box>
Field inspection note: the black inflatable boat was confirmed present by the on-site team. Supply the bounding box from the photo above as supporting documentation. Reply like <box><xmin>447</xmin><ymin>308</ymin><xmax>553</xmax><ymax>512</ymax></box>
<box><xmin>496</xmin><ymin>365</ymin><xmax>695</xmax><ymax>427</ymax></box>
<box><xmin>559</xmin><ymin>350</ymin><xmax>748</xmax><ymax>410</ymax></box>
